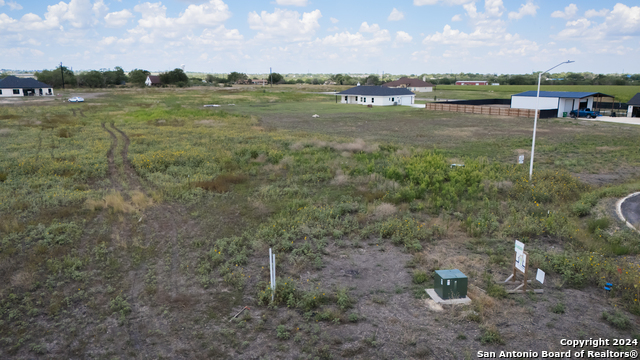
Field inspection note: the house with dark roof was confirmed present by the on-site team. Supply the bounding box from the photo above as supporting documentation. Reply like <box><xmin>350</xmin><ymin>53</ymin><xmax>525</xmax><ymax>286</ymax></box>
<box><xmin>511</xmin><ymin>91</ymin><xmax>614</xmax><ymax>118</ymax></box>
<box><xmin>337</xmin><ymin>86</ymin><xmax>415</xmax><ymax>106</ymax></box>
<box><xmin>627</xmin><ymin>93</ymin><xmax>640</xmax><ymax>118</ymax></box>
<box><xmin>0</xmin><ymin>76</ymin><xmax>53</xmax><ymax>97</ymax></box>
<box><xmin>145</xmin><ymin>75</ymin><xmax>161</xmax><ymax>86</ymax></box>
<box><xmin>383</xmin><ymin>77</ymin><xmax>434</xmax><ymax>92</ymax></box>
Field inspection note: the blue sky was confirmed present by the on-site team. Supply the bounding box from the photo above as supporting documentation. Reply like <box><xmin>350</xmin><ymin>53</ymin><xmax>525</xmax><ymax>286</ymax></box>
<box><xmin>1</xmin><ymin>0</ymin><xmax>639</xmax><ymax>74</ymax></box>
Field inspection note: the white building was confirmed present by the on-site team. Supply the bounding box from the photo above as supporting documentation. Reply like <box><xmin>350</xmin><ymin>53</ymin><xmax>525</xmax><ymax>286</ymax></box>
<box><xmin>0</xmin><ymin>76</ymin><xmax>53</xmax><ymax>97</ymax></box>
<box><xmin>627</xmin><ymin>93</ymin><xmax>640</xmax><ymax>118</ymax></box>
<box><xmin>383</xmin><ymin>77</ymin><xmax>434</xmax><ymax>92</ymax></box>
<box><xmin>511</xmin><ymin>91</ymin><xmax>614</xmax><ymax>118</ymax></box>
<box><xmin>337</xmin><ymin>86</ymin><xmax>415</xmax><ymax>106</ymax></box>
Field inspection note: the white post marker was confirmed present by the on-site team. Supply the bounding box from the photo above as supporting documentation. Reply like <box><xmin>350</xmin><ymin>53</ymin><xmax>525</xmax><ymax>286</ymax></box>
<box><xmin>269</xmin><ymin>248</ymin><xmax>275</xmax><ymax>302</ymax></box>
<box><xmin>536</xmin><ymin>269</ymin><xmax>545</xmax><ymax>284</ymax></box>
<box><xmin>518</xmin><ymin>155</ymin><xmax>524</xmax><ymax>164</ymax></box>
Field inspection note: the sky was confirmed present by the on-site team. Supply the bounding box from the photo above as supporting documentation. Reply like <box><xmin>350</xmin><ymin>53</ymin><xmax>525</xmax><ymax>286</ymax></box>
<box><xmin>1</xmin><ymin>0</ymin><xmax>639</xmax><ymax>75</ymax></box>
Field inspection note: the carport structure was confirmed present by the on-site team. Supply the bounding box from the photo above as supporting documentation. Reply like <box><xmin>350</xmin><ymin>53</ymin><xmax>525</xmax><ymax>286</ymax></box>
<box><xmin>511</xmin><ymin>91</ymin><xmax>615</xmax><ymax>118</ymax></box>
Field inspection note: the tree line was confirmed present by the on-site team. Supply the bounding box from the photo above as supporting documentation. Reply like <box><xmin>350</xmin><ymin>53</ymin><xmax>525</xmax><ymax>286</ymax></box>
<box><xmin>33</xmin><ymin>66</ymin><xmax>191</xmax><ymax>88</ymax></box>
<box><xmin>15</xmin><ymin>65</ymin><xmax>639</xmax><ymax>88</ymax></box>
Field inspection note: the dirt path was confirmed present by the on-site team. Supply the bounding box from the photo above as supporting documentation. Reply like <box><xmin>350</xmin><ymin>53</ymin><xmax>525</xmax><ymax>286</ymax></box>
<box><xmin>101</xmin><ymin>123</ymin><xmax>121</xmax><ymax>191</ymax></box>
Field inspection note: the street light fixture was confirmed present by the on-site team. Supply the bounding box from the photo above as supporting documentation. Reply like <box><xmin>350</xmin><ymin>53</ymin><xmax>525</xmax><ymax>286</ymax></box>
<box><xmin>529</xmin><ymin>60</ymin><xmax>575</xmax><ymax>181</ymax></box>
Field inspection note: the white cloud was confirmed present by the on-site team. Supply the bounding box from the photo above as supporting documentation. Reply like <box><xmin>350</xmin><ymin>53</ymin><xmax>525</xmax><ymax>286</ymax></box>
<box><xmin>0</xmin><ymin>1</ymin><xmax>5</xmax><ymax>7</ymax></box>
<box><xmin>558</xmin><ymin>47</ymin><xmax>581</xmax><ymax>55</ymax></box>
<box><xmin>248</xmin><ymin>8</ymin><xmax>321</xmax><ymax>41</ymax></box>
<box><xmin>605</xmin><ymin>4</ymin><xmax>640</xmax><ymax>35</ymax></box>
<box><xmin>92</xmin><ymin>0</ymin><xmax>107</xmax><ymax>18</ymax></box>
<box><xmin>508</xmin><ymin>1</ymin><xmax>538</xmax><ymax>20</ymax></box>
<box><xmin>275</xmin><ymin>0</ymin><xmax>308</xmax><ymax>6</ymax></box>
<box><xmin>104</xmin><ymin>9</ymin><xmax>133</xmax><ymax>27</ymax></box>
<box><xmin>327</xmin><ymin>26</ymin><xmax>338</xmax><ymax>32</ymax></box>
<box><xmin>413</xmin><ymin>0</ymin><xmax>472</xmax><ymax>5</ymax></box>
<box><xmin>176</xmin><ymin>0</ymin><xmax>231</xmax><ymax>26</ymax></box>
<box><xmin>395</xmin><ymin>31</ymin><xmax>412</xmax><ymax>43</ymax></box>
<box><xmin>585</xmin><ymin>9</ymin><xmax>608</xmax><ymax>18</ymax></box>
<box><xmin>388</xmin><ymin>8</ymin><xmax>404</xmax><ymax>21</ymax></box>
<box><xmin>451</xmin><ymin>14</ymin><xmax>462</xmax><ymax>21</ymax></box>
<box><xmin>317</xmin><ymin>29</ymin><xmax>390</xmax><ymax>47</ymax></box>
<box><xmin>551</xmin><ymin>4</ymin><xmax>578</xmax><ymax>19</ymax></box>
<box><xmin>330</xmin><ymin>17</ymin><xmax>338</xmax><ymax>23</ymax></box>
<box><xmin>359</xmin><ymin>22</ymin><xmax>380</xmax><ymax>33</ymax></box>
<box><xmin>7</xmin><ymin>1</ymin><xmax>22</xmax><ymax>10</ymax></box>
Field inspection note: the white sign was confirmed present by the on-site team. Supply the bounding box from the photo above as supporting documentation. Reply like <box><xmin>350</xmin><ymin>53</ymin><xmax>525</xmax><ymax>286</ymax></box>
<box><xmin>515</xmin><ymin>252</ymin><xmax>527</xmax><ymax>273</ymax></box>
<box><xmin>536</xmin><ymin>269</ymin><xmax>545</xmax><ymax>284</ymax></box>
<box><xmin>515</xmin><ymin>240</ymin><xmax>525</xmax><ymax>255</ymax></box>
<box><xmin>518</xmin><ymin>155</ymin><xmax>524</xmax><ymax>164</ymax></box>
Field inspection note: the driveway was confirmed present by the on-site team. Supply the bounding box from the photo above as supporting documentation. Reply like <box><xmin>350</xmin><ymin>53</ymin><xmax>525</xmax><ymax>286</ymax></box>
<box><xmin>616</xmin><ymin>192</ymin><xmax>640</xmax><ymax>231</ymax></box>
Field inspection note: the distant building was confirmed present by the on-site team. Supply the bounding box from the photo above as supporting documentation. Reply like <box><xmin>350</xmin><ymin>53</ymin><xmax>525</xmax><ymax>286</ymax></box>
<box><xmin>0</xmin><ymin>76</ymin><xmax>53</xmax><ymax>97</ymax></box>
<box><xmin>511</xmin><ymin>91</ymin><xmax>614</xmax><ymax>118</ymax></box>
<box><xmin>337</xmin><ymin>86</ymin><xmax>415</xmax><ymax>106</ymax></box>
<box><xmin>627</xmin><ymin>93</ymin><xmax>640</xmax><ymax>118</ymax></box>
<box><xmin>145</xmin><ymin>75</ymin><xmax>161</xmax><ymax>86</ymax></box>
<box><xmin>455</xmin><ymin>80</ymin><xmax>488</xmax><ymax>86</ymax></box>
<box><xmin>383</xmin><ymin>77</ymin><xmax>434</xmax><ymax>92</ymax></box>
<box><xmin>252</xmin><ymin>79</ymin><xmax>267</xmax><ymax>85</ymax></box>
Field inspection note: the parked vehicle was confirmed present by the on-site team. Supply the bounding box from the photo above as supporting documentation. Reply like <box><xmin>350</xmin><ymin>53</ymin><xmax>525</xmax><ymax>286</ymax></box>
<box><xmin>68</xmin><ymin>97</ymin><xmax>84</xmax><ymax>103</ymax></box>
<box><xmin>569</xmin><ymin>108</ymin><xmax>600</xmax><ymax>119</ymax></box>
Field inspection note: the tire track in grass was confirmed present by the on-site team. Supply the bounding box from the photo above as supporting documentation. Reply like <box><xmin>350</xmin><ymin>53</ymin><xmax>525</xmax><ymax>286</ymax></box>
<box><xmin>101</xmin><ymin>122</ymin><xmax>147</xmax><ymax>356</ymax></box>
<box><xmin>110</xmin><ymin>123</ymin><xmax>184</xmax><ymax>356</ymax></box>
<box><xmin>110</xmin><ymin>122</ymin><xmax>182</xmax><ymax>297</ymax></box>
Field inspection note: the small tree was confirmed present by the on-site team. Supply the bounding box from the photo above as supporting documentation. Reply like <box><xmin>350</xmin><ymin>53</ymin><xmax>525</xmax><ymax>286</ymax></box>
<box><xmin>269</xmin><ymin>72</ymin><xmax>283</xmax><ymax>84</ymax></box>
<box><xmin>159</xmin><ymin>68</ymin><xmax>189</xmax><ymax>85</ymax></box>
<box><xmin>77</xmin><ymin>70</ymin><xmax>105</xmax><ymax>88</ymax></box>
<box><xmin>128</xmin><ymin>69</ymin><xmax>150</xmax><ymax>86</ymax></box>
<box><xmin>227</xmin><ymin>72</ymin><xmax>247</xmax><ymax>84</ymax></box>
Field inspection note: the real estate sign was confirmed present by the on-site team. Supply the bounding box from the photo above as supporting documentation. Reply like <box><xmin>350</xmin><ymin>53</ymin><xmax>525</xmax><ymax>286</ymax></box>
<box><xmin>515</xmin><ymin>252</ymin><xmax>527</xmax><ymax>273</ymax></box>
<box><xmin>515</xmin><ymin>240</ymin><xmax>524</xmax><ymax>256</ymax></box>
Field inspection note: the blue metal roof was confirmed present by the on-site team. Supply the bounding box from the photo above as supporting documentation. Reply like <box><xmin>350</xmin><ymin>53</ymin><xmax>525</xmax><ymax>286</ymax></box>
<box><xmin>513</xmin><ymin>91</ymin><xmax>613</xmax><ymax>99</ymax></box>
<box><xmin>0</xmin><ymin>75</ymin><xmax>52</xmax><ymax>89</ymax></box>
<box><xmin>337</xmin><ymin>86</ymin><xmax>414</xmax><ymax>96</ymax></box>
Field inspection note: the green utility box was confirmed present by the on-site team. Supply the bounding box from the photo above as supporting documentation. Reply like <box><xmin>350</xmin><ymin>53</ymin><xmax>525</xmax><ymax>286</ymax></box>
<box><xmin>434</xmin><ymin>269</ymin><xmax>468</xmax><ymax>299</ymax></box>
<box><xmin>563</xmin><ymin>112</ymin><xmax>568</xmax><ymax>117</ymax></box>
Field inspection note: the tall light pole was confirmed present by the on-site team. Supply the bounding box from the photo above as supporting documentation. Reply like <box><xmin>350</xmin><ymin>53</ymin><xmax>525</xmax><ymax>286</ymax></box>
<box><xmin>529</xmin><ymin>60</ymin><xmax>574</xmax><ymax>181</ymax></box>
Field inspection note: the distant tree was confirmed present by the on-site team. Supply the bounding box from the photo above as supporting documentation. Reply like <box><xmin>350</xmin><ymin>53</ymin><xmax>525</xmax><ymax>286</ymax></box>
<box><xmin>77</xmin><ymin>70</ymin><xmax>105</xmax><ymax>88</ymax></box>
<box><xmin>128</xmin><ymin>69</ymin><xmax>150</xmax><ymax>86</ymax></box>
<box><xmin>269</xmin><ymin>72</ymin><xmax>283</xmax><ymax>84</ymax></box>
<box><xmin>35</xmin><ymin>66</ymin><xmax>76</xmax><ymax>88</ymax></box>
<box><xmin>365</xmin><ymin>75</ymin><xmax>380</xmax><ymax>85</ymax></box>
<box><xmin>159</xmin><ymin>68</ymin><xmax>189</xmax><ymax>85</ymax></box>
<box><xmin>103</xmin><ymin>66</ymin><xmax>127</xmax><ymax>85</ymax></box>
<box><xmin>205</xmin><ymin>74</ymin><xmax>215</xmax><ymax>83</ymax></box>
<box><xmin>227</xmin><ymin>72</ymin><xmax>247</xmax><ymax>84</ymax></box>
<box><xmin>438</xmin><ymin>77</ymin><xmax>452</xmax><ymax>85</ymax></box>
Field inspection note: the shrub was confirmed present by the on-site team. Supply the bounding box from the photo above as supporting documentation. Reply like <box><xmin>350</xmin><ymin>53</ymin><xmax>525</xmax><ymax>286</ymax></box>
<box><xmin>276</xmin><ymin>325</ymin><xmax>290</xmax><ymax>340</ymax></box>
<box><xmin>479</xmin><ymin>326</ymin><xmax>505</xmax><ymax>344</ymax></box>
<box><xmin>193</xmin><ymin>174</ymin><xmax>247</xmax><ymax>193</ymax></box>
<box><xmin>551</xmin><ymin>303</ymin><xmax>565</xmax><ymax>314</ymax></box>
<box><xmin>412</xmin><ymin>270</ymin><xmax>429</xmax><ymax>284</ymax></box>
<box><xmin>336</xmin><ymin>288</ymin><xmax>353</xmax><ymax>310</ymax></box>
<box><xmin>348</xmin><ymin>313</ymin><xmax>360</xmax><ymax>322</ymax></box>
<box><xmin>587</xmin><ymin>218</ymin><xmax>610</xmax><ymax>233</ymax></box>
<box><xmin>602</xmin><ymin>310</ymin><xmax>631</xmax><ymax>329</ymax></box>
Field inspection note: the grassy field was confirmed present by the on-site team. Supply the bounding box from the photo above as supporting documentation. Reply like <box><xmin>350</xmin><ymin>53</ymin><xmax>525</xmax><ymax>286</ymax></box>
<box><xmin>426</xmin><ymin>85</ymin><xmax>640</xmax><ymax>102</ymax></box>
<box><xmin>1</xmin><ymin>87</ymin><xmax>640</xmax><ymax>358</ymax></box>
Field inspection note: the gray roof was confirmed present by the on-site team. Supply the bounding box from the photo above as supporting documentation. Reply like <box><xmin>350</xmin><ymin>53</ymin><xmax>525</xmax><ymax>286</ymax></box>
<box><xmin>628</xmin><ymin>93</ymin><xmax>640</xmax><ymax>106</ymax></box>
<box><xmin>0</xmin><ymin>76</ymin><xmax>52</xmax><ymax>89</ymax></box>
<box><xmin>513</xmin><ymin>91</ymin><xmax>613</xmax><ymax>99</ymax></box>
<box><xmin>337</xmin><ymin>86</ymin><xmax>414</xmax><ymax>96</ymax></box>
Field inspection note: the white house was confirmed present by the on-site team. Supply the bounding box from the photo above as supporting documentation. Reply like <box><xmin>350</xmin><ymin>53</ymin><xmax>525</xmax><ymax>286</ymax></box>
<box><xmin>511</xmin><ymin>91</ymin><xmax>614</xmax><ymax>118</ymax></box>
<box><xmin>383</xmin><ymin>77</ymin><xmax>434</xmax><ymax>92</ymax></box>
<box><xmin>0</xmin><ymin>76</ymin><xmax>53</xmax><ymax>97</ymax></box>
<box><xmin>337</xmin><ymin>86</ymin><xmax>415</xmax><ymax>106</ymax></box>
<box><xmin>627</xmin><ymin>93</ymin><xmax>640</xmax><ymax>118</ymax></box>
<box><xmin>145</xmin><ymin>75</ymin><xmax>161</xmax><ymax>86</ymax></box>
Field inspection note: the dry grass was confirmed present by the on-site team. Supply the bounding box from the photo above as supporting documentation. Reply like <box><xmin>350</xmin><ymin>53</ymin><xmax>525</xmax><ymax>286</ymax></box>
<box><xmin>331</xmin><ymin>170</ymin><xmax>350</xmax><ymax>186</ymax></box>
<box><xmin>131</xmin><ymin>190</ymin><xmax>153</xmax><ymax>210</ymax></box>
<box><xmin>193</xmin><ymin>174</ymin><xmax>247</xmax><ymax>193</ymax></box>
<box><xmin>194</xmin><ymin>119</ymin><xmax>223</xmax><ymax>126</ymax></box>
<box><xmin>0</xmin><ymin>128</ymin><xmax>11</xmax><ymax>136</ymax></box>
<box><xmin>105</xmin><ymin>192</ymin><xmax>134</xmax><ymax>213</ymax></box>
<box><xmin>373</xmin><ymin>203</ymin><xmax>397</xmax><ymax>218</ymax></box>
<box><xmin>467</xmin><ymin>286</ymin><xmax>497</xmax><ymax>322</ymax></box>
<box><xmin>11</xmin><ymin>270</ymin><xmax>35</xmax><ymax>289</ymax></box>
<box><xmin>290</xmin><ymin>138</ymin><xmax>378</xmax><ymax>153</ymax></box>
<box><xmin>251</xmin><ymin>154</ymin><xmax>268</xmax><ymax>163</ymax></box>
<box><xmin>0</xmin><ymin>215</ymin><xmax>21</xmax><ymax>234</ymax></box>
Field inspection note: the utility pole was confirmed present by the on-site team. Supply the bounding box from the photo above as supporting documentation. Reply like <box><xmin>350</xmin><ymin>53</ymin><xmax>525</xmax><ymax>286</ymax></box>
<box><xmin>270</xmin><ymin>67</ymin><xmax>272</xmax><ymax>88</ymax></box>
<box><xmin>60</xmin><ymin>62</ymin><xmax>65</xmax><ymax>89</ymax></box>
